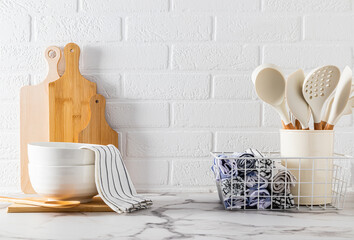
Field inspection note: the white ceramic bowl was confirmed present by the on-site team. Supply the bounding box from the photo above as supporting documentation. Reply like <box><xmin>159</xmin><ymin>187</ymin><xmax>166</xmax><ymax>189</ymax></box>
<box><xmin>29</xmin><ymin>163</ymin><xmax>98</xmax><ymax>203</ymax></box>
<box><xmin>28</xmin><ymin>142</ymin><xmax>95</xmax><ymax>166</ymax></box>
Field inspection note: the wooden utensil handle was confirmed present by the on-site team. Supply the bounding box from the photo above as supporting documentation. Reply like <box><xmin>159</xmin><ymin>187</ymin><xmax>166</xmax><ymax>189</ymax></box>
<box><xmin>324</xmin><ymin>124</ymin><xmax>334</xmax><ymax>130</ymax></box>
<box><xmin>295</xmin><ymin>119</ymin><xmax>302</xmax><ymax>130</ymax></box>
<box><xmin>320</xmin><ymin>121</ymin><xmax>327</xmax><ymax>130</ymax></box>
<box><xmin>281</xmin><ymin>121</ymin><xmax>295</xmax><ymax>129</ymax></box>
<box><xmin>314</xmin><ymin>122</ymin><xmax>322</xmax><ymax>130</ymax></box>
<box><xmin>0</xmin><ymin>196</ymin><xmax>80</xmax><ymax>208</ymax></box>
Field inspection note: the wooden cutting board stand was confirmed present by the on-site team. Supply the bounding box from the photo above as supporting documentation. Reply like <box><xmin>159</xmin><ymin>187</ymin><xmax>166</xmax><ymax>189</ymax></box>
<box><xmin>7</xmin><ymin>196</ymin><xmax>113</xmax><ymax>213</ymax></box>
<box><xmin>20</xmin><ymin>46</ymin><xmax>62</xmax><ymax>194</ymax></box>
<box><xmin>19</xmin><ymin>43</ymin><xmax>119</xmax><ymax>208</ymax></box>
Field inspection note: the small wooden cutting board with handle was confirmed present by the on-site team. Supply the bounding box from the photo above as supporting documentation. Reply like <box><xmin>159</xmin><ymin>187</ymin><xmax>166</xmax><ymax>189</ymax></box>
<box><xmin>20</xmin><ymin>46</ymin><xmax>61</xmax><ymax>194</ymax></box>
<box><xmin>78</xmin><ymin>94</ymin><xmax>118</xmax><ymax>148</ymax></box>
<box><xmin>49</xmin><ymin>43</ymin><xmax>97</xmax><ymax>143</ymax></box>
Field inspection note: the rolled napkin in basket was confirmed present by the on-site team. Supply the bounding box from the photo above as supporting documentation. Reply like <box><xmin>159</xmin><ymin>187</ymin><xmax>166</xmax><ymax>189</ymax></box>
<box><xmin>271</xmin><ymin>169</ymin><xmax>296</xmax><ymax>194</ymax></box>
<box><xmin>220</xmin><ymin>177</ymin><xmax>246</xmax><ymax>209</ymax></box>
<box><xmin>212</xmin><ymin>154</ymin><xmax>238</xmax><ymax>180</ymax></box>
<box><xmin>245</xmin><ymin>171</ymin><xmax>268</xmax><ymax>190</ymax></box>
<box><xmin>212</xmin><ymin>148</ymin><xmax>298</xmax><ymax>209</ymax></box>
<box><xmin>248</xmin><ymin>189</ymin><xmax>271</xmax><ymax>209</ymax></box>
<box><xmin>81</xmin><ymin>144</ymin><xmax>152</xmax><ymax>213</ymax></box>
<box><xmin>271</xmin><ymin>165</ymin><xmax>297</xmax><ymax>209</ymax></box>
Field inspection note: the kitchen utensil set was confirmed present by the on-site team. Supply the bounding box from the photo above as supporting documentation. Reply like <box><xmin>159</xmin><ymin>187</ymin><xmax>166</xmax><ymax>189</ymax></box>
<box><xmin>253</xmin><ymin>64</ymin><xmax>353</xmax><ymax>130</ymax></box>
<box><xmin>252</xmin><ymin>64</ymin><xmax>295</xmax><ymax>129</ymax></box>
<box><xmin>286</xmin><ymin>69</ymin><xmax>311</xmax><ymax>130</ymax></box>
<box><xmin>303</xmin><ymin>66</ymin><xmax>340</xmax><ymax>130</ymax></box>
<box><xmin>20</xmin><ymin>43</ymin><xmax>118</xmax><ymax>194</ymax></box>
<box><xmin>324</xmin><ymin>66</ymin><xmax>352</xmax><ymax>130</ymax></box>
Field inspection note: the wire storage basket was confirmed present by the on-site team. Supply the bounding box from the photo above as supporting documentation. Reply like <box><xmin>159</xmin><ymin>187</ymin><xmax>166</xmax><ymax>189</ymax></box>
<box><xmin>211</xmin><ymin>151</ymin><xmax>352</xmax><ymax>211</ymax></box>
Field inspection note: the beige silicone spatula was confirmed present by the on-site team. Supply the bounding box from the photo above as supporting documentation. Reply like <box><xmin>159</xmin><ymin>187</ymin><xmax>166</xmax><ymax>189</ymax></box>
<box><xmin>324</xmin><ymin>66</ymin><xmax>352</xmax><ymax>130</ymax></box>
<box><xmin>303</xmin><ymin>65</ymin><xmax>340</xmax><ymax>130</ymax></box>
<box><xmin>252</xmin><ymin>64</ymin><xmax>295</xmax><ymax>129</ymax></box>
<box><xmin>321</xmin><ymin>83</ymin><xmax>354</xmax><ymax>128</ymax></box>
<box><xmin>286</xmin><ymin>69</ymin><xmax>311</xmax><ymax>130</ymax></box>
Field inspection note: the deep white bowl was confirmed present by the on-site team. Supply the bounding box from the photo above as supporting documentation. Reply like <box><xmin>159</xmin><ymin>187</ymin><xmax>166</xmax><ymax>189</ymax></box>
<box><xmin>29</xmin><ymin>163</ymin><xmax>97</xmax><ymax>203</ymax></box>
<box><xmin>28</xmin><ymin>142</ymin><xmax>95</xmax><ymax>166</ymax></box>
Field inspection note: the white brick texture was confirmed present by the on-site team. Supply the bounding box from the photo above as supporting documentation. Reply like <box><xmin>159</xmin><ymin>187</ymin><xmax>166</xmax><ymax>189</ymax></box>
<box><xmin>106</xmin><ymin>102</ymin><xmax>169</xmax><ymax>128</ymax></box>
<box><xmin>84</xmin><ymin>74</ymin><xmax>122</xmax><ymax>99</ymax></box>
<box><xmin>82</xmin><ymin>45</ymin><xmax>169</xmax><ymax>70</ymax></box>
<box><xmin>126</xmin><ymin>132</ymin><xmax>212</xmax><ymax>157</ymax></box>
<box><xmin>0</xmin><ymin>1</ymin><xmax>354</xmax><ymax>193</ymax></box>
<box><xmin>213</xmin><ymin>75</ymin><xmax>255</xmax><ymax>99</ymax></box>
<box><xmin>263</xmin><ymin>0</ymin><xmax>351</xmax><ymax>12</ymax></box>
<box><xmin>173</xmin><ymin>102</ymin><xmax>261</xmax><ymax>128</ymax></box>
<box><xmin>305</xmin><ymin>15</ymin><xmax>354</xmax><ymax>41</ymax></box>
<box><xmin>172</xmin><ymin>44</ymin><xmax>258</xmax><ymax>70</ymax></box>
<box><xmin>173</xmin><ymin>0</ymin><xmax>260</xmax><ymax>12</ymax></box>
<box><xmin>216</xmin><ymin>132</ymin><xmax>280</xmax><ymax>152</ymax></box>
<box><xmin>127</xmin><ymin>15</ymin><xmax>213</xmax><ymax>42</ymax></box>
<box><xmin>82</xmin><ymin>0</ymin><xmax>168</xmax><ymax>13</ymax></box>
<box><xmin>0</xmin><ymin>15</ymin><xmax>30</xmax><ymax>43</ymax></box>
<box><xmin>217</xmin><ymin>15</ymin><xmax>301</xmax><ymax>42</ymax></box>
<box><xmin>124</xmin><ymin>74</ymin><xmax>210</xmax><ymax>100</ymax></box>
<box><xmin>36</xmin><ymin>16</ymin><xmax>122</xmax><ymax>42</ymax></box>
<box><xmin>125</xmin><ymin>160</ymin><xmax>169</xmax><ymax>186</ymax></box>
<box><xmin>263</xmin><ymin>45</ymin><xmax>351</xmax><ymax>70</ymax></box>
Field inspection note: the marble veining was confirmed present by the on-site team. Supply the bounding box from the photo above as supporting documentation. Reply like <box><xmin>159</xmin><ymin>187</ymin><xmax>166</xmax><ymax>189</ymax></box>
<box><xmin>0</xmin><ymin>192</ymin><xmax>353</xmax><ymax>240</ymax></box>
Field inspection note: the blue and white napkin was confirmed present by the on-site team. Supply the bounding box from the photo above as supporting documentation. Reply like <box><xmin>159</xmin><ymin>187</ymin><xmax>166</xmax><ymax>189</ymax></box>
<box><xmin>81</xmin><ymin>144</ymin><xmax>152</xmax><ymax>213</ymax></box>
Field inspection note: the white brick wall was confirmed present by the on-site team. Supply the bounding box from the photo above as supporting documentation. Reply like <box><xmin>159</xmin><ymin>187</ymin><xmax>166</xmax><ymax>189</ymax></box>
<box><xmin>0</xmin><ymin>0</ymin><xmax>354</xmax><ymax>193</ymax></box>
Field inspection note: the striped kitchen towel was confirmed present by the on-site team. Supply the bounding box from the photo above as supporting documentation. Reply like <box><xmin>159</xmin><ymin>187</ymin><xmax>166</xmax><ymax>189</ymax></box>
<box><xmin>80</xmin><ymin>144</ymin><xmax>152</xmax><ymax>213</ymax></box>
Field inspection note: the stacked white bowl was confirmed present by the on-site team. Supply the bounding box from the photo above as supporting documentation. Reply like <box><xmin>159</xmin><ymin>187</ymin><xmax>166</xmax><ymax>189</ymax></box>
<box><xmin>28</xmin><ymin>142</ymin><xmax>98</xmax><ymax>203</ymax></box>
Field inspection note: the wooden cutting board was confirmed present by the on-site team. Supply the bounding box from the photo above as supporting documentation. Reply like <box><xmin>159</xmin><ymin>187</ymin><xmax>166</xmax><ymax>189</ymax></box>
<box><xmin>20</xmin><ymin>46</ymin><xmax>61</xmax><ymax>194</ymax></box>
<box><xmin>78</xmin><ymin>94</ymin><xmax>118</xmax><ymax>148</ymax></box>
<box><xmin>7</xmin><ymin>196</ymin><xmax>113</xmax><ymax>213</ymax></box>
<box><xmin>49</xmin><ymin>43</ymin><xmax>97</xmax><ymax>143</ymax></box>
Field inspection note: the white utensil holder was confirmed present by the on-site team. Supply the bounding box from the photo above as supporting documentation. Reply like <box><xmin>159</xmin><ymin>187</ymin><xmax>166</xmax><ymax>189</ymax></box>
<box><xmin>280</xmin><ymin>130</ymin><xmax>334</xmax><ymax>205</ymax></box>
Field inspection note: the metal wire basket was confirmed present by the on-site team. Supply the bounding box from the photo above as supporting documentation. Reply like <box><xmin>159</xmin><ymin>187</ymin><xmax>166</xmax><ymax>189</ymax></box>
<box><xmin>211</xmin><ymin>151</ymin><xmax>352</xmax><ymax>211</ymax></box>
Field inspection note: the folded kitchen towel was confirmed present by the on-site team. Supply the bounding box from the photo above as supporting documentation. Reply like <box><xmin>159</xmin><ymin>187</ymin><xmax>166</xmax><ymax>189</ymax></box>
<box><xmin>271</xmin><ymin>165</ymin><xmax>297</xmax><ymax>209</ymax></box>
<box><xmin>81</xmin><ymin>144</ymin><xmax>152</xmax><ymax>213</ymax></box>
<box><xmin>212</xmin><ymin>154</ymin><xmax>238</xmax><ymax>180</ymax></box>
<box><xmin>248</xmin><ymin>189</ymin><xmax>271</xmax><ymax>209</ymax></box>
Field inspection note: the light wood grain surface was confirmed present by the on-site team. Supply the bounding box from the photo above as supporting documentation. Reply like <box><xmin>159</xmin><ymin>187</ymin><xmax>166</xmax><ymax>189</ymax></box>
<box><xmin>49</xmin><ymin>43</ymin><xmax>97</xmax><ymax>143</ymax></box>
<box><xmin>20</xmin><ymin>46</ymin><xmax>61</xmax><ymax>194</ymax></box>
<box><xmin>78</xmin><ymin>94</ymin><xmax>118</xmax><ymax>148</ymax></box>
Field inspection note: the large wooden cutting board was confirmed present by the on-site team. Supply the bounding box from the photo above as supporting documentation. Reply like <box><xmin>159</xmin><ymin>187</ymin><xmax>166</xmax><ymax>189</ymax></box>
<box><xmin>78</xmin><ymin>94</ymin><xmax>118</xmax><ymax>148</ymax></box>
<box><xmin>7</xmin><ymin>196</ymin><xmax>113</xmax><ymax>213</ymax></box>
<box><xmin>20</xmin><ymin>46</ymin><xmax>61</xmax><ymax>194</ymax></box>
<box><xmin>49</xmin><ymin>43</ymin><xmax>97</xmax><ymax>143</ymax></box>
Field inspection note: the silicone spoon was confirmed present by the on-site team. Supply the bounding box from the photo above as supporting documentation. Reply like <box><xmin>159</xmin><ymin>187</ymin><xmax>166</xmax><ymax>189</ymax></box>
<box><xmin>252</xmin><ymin>64</ymin><xmax>295</xmax><ymax>129</ymax></box>
<box><xmin>324</xmin><ymin>66</ymin><xmax>352</xmax><ymax>130</ymax></box>
<box><xmin>321</xmin><ymin>83</ymin><xmax>354</xmax><ymax>128</ymax></box>
<box><xmin>286</xmin><ymin>69</ymin><xmax>310</xmax><ymax>130</ymax></box>
<box><xmin>0</xmin><ymin>196</ymin><xmax>80</xmax><ymax>208</ymax></box>
<box><xmin>303</xmin><ymin>65</ymin><xmax>340</xmax><ymax>130</ymax></box>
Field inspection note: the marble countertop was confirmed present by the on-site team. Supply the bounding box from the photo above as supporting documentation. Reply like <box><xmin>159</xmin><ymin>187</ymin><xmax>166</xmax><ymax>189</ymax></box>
<box><xmin>0</xmin><ymin>192</ymin><xmax>354</xmax><ymax>240</ymax></box>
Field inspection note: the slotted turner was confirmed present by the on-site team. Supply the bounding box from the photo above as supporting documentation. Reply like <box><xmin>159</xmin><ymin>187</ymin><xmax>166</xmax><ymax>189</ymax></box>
<box><xmin>302</xmin><ymin>65</ymin><xmax>340</xmax><ymax>130</ymax></box>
